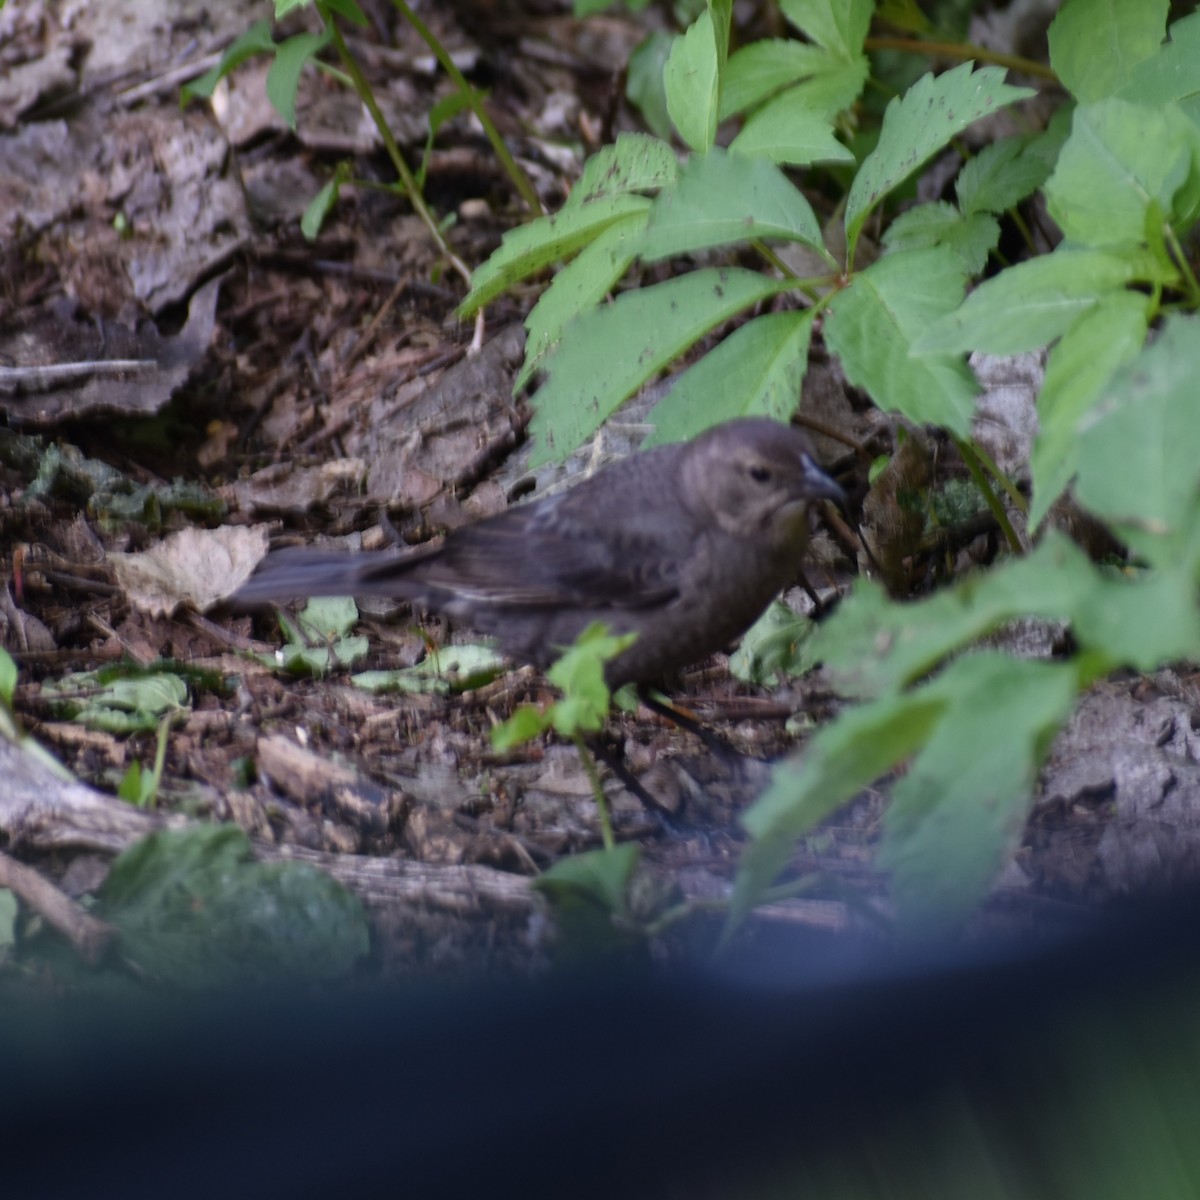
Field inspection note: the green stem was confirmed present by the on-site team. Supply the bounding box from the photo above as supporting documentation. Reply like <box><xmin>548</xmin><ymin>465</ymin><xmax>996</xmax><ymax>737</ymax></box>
<box><xmin>572</xmin><ymin>732</ymin><xmax>615</xmax><ymax>852</ymax></box>
<box><xmin>752</xmin><ymin>239</ymin><xmax>798</xmax><ymax>280</ymax></box>
<box><xmin>313</xmin><ymin>61</ymin><xmax>355</xmax><ymax>89</ymax></box>
<box><xmin>1165</xmin><ymin>220</ymin><xmax>1200</xmax><ymax>306</ymax></box>
<box><xmin>954</xmin><ymin>434</ymin><xmax>1023</xmax><ymax>554</ymax></box>
<box><xmin>385</xmin><ymin>0</ymin><xmax>543</xmax><ymax>216</ymax></box>
<box><xmin>146</xmin><ymin>712</ymin><xmax>172</xmax><ymax>811</ymax></box>
<box><xmin>864</xmin><ymin>35</ymin><xmax>1059</xmax><ymax>82</ymax></box>
<box><xmin>1006</xmin><ymin>204</ymin><xmax>1037</xmax><ymax>258</ymax></box>
<box><xmin>753</xmin><ymin>238</ymin><xmax>841</xmax><ymax>281</ymax></box>
<box><xmin>970</xmin><ymin>438</ymin><xmax>1028</xmax><ymax>517</ymax></box>
<box><xmin>644</xmin><ymin>875</ymin><xmax>826</xmax><ymax>939</ymax></box>
<box><xmin>324</xmin><ymin>14</ymin><xmax>474</xmax><ymax>291</ymax></box>
<box><xmin>642</xmin><ymin>898</ymin><xmax>701</xmax><ymax>939</ymax></box>
<box><xmin>758</xmin><ymin>874</ymin><xmax>823</xmax><ymax>905</ymax></box>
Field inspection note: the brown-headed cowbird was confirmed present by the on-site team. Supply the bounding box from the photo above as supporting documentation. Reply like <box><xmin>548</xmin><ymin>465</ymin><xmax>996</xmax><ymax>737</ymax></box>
<box><xmin>236</xmin><ymin>417</ymin><xmax>844</xmax><ymax>688</ymax></box>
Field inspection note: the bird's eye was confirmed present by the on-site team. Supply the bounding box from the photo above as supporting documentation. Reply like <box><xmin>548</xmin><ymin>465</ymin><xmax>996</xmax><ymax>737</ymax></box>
<box><xmin>749</xmin><ymin>465</ymin><xmax>772</xmax><ymax>483</ymax></box>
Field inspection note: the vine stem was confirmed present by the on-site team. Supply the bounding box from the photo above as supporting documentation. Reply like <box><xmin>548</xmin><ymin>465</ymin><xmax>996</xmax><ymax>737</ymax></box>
<box><xmin>387</xmin><ymin>0</ymin><xmax>543</xmax><ymax>216</ymax></box>
<box><xmin>970</xmin><ymin>439</ymin><xmax>1028</xmax><ymax>517</ymax></box>
<box><xmin>864</xmin><ymin>35</ymin><xmax>1060</xmax><ymax>82</ymax></box>
<box><xmin>1165</xmin><ymin>220</ymin><xmax>1200</xmax><ymax>306</ymax></box>
<box><xmin>954</xmin><ymin>435</ymin><xmax>1024</xmax><ymax>554</ymax></box>
<box><xmin>325</xmin><ymin>13</ymin><xmax>485</xmax><ymax>349</ymax></box>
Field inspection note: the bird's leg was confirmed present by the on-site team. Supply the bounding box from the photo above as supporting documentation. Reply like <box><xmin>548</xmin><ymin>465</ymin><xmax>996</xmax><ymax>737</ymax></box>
<box><xmin>589</xmin><ymin>733</ymin><xmax>659</xmax><ymax>811</ymax></box>
<box><xmin>589</xmin><ymin>733</ymin><xmax>686</xmax><ymax>836</ymax></box>
<box><xmin>636</xmin><ymin>688</ymin><xmax>741</xmax><ymax>761</ymax></box>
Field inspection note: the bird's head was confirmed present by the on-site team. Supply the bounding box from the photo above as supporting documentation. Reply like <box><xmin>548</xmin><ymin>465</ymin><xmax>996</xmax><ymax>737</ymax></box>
<box><xmin>681</xmin><ymin>418</ymin><xmax>845</xmax><ymax>545</ymax></box>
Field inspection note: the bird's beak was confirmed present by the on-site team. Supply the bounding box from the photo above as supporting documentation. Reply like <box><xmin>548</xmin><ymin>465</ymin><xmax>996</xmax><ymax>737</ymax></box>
<box><xmin>798</xmin><ymin>454</ymin><xmax>847</xmax><ymax>510</ymax></box>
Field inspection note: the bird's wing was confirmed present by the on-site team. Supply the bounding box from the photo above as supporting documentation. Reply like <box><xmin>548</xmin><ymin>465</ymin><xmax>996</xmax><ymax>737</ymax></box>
<box><xmin>358</xmin><ymin>488</ymin><xmax>695</xmax><ymax>611</ymax></box>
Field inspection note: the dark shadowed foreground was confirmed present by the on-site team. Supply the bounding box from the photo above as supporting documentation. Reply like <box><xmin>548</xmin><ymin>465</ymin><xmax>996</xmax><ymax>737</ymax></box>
<box><xmin>5</xmin><ymin>889</ymin><xmax>1200</xmax><ymax>1199</ymax></box>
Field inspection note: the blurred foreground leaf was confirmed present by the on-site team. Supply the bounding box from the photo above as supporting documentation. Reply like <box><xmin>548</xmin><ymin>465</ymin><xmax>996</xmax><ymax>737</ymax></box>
<box><xmin>98</xmin><ymin>826</ymin><xmax>368</xmax><ymax>987</ymax></box>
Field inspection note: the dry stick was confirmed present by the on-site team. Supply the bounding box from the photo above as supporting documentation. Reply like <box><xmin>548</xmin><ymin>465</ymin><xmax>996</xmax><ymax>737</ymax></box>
<box><xmin>792</xmin><ymin>412</ymin><xmax>869</xmax><ymax>454</ymax></box>
<box><xmin>115</xmin><ymin>50</ymin><xmax>224</xmax><ymax>106</ymax></box>
<box><xmin>0</xmin><ymin>361</ymin><xmax>156</xmax><ymax>393</ymax></box>
<box><xmin>0</xmin><ymin>849</ymin><xmax>116</xmax><ymax>966</ymax></box>
<box><xmin>342</xmin><ymin>274</ymin><xmax>411</xmax><ymax>372</ymax></box>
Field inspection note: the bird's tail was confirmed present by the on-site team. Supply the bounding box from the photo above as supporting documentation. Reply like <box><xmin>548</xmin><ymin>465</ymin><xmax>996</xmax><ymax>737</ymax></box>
<box><xmin>233</xmin><ymin>546</ymin><xmax>420</xmax><ymax>604</ymax></box>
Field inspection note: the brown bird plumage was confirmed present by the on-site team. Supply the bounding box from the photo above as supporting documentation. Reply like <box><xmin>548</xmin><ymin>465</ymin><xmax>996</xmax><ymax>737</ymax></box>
<box><xmin>236</xmin><ymin>418</ymin><xmax>844</xmax><ymax>688</ymax></box>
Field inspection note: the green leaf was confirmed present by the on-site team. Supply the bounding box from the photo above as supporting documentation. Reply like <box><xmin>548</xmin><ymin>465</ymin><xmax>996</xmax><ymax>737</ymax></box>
<box><xmin>956</xmin><ymin>134</ymin><xmax>1057</xmax><ymax>217</ymax></box>
<box><xmin>1073</xmin><ymin>566</ymin><xmax>1200</xmax><ymax>670</ymax></box>
<box><xmin>458</xmin><ymin>195</ymin><xmax>650</xmax><ymax>316</ymax></box>
<box><xmin>876</xmin><ymin>0</ymin><xmax>931</xmax><ymax>34</ymax></box>
<box><xmin>298</xmin><ymin>595</ymin><xmax>359</xmax><ymax>640</ymax></box>
<box><xmin>546</xmin><ymin>622</ymin><xmax>636</xmax><ymax>737</ymax></box>
<box><xmin>301</xmin><ymin>161</ymin><xmax>352</xmax><ymax>240</ymax></box>
<box><xmin>728</xmin><ymin>90</ymin><xmax>855</xmax><ymax>166</ymax></box>
<box><xmin>1117</xmin><ymin>11</ymin><xmax>1200</xmax><ymax>127</ymax></box>
<box><xmin>278</xmin><ymin>635</ymin><xmax>369</xmax><ymax>675</ymax></box>
<box><xmin>790</xmin><ymin>63</ymin><xmax>870</xmax><ymax>126</ymax></box>
<box><xmin>266</xmin><ymin>30</ymin><xmax>329</xmax><ymax>129</ymax></box>
<box><xmin>844</xmin><ymin>64</ymin><xmax>1035</xmax><ymax>260</ymax></box>
<box><xmin>97</xmin><ymin>825</ymin><xmax>369</xmax><ymax>986</ymax></box>
<box><xmin>534</xmin><ymin>843</ymin><xmax>650</xmax><ymax>955</ymax></box>
<box><xmin>729</xmin><ymin>689</ymin><xmax>945</xmax><ymax>932</ymax></box>
<box><xmin>665</xmin><ymin>9</ymin><xmax>720</xmax><ymax>153</ymax></box>
<box><xmin>881</xmin><ymin>202</ymin><xmax>999</xmax><ymax>275</ymax></box>
<box><xmin>730</xmin><ymin>530</ymin><xmax>1200</xmax><ymax>931</ymax></box>
<box><xmin>1075</xmin><ymin>314</ymin><xmax>1200</xmax><ymax>565</ymax></box>
<box><xmin>1044</xmin><ymin>98</ymin><xmax>1200</xmax><ymax>247</ymax></box>
<box><xmin>710</xmin><ymin>0</ymin><xmax>734</xmax><ymax>79</ymax></box>
<box><xmin>781</xmin><ymin>0</ymin><xmax>872</xmax><ymax>60</ymax></box>
<box><xmin>118</xmin><ymin>760</ymin><xmax>150</xmax><ymax>806</ymax></box>
<box><xmin>813</xmin><ymin>527</ymin><xmax>1200</xmax><ymax>699</ymax></box>
<box><xmin>563</xmin><ymin>133</ymin><xmax>678</xmax><ymax>208</ymax></box>
<box><xmin>42</xmin><ymin>669</ymin><xmax>189</xmax><ymax>734</ymax></box>
<box><xmin>823</xmin><ymin>247</ymin><xmax>977</xmax><ymax>434</ymax></box>
<box><xmin>728</xmin><ymin>599</ymin><xmax>817</xmax><ymax>685</ymax></box>
<box><xmin>914</xmin><ymin>247</ymin><xmax>1168</xmax><ymax>355</ymax></box>
<box><xmin>881</xmin><ymin>653</ymin><xmax>1080</xmax><ymax>930</ymax></box>
<box><xmin>528</xmin><ymin>268</ymin><xmax>790</xmax><ymax>464</ymax></box>
<box><xmin>625</xmin><ymin>32</ymin><xmax>675</xmax><ymax>142</ymax></box>
<box><xmin>535</xmin><ymin>843</ymin><xmax>641</xmax><ymax>914</ymax></box>
<box><xmin>1048</xmin><ymin>0</ymin><xmax>1168</xmax><ymax>102</ymax></box>
<box><xmin>639</xmin><ymin>148</ymin><xmax>827</xmax><ymax>261</ymax></box>
<box><xmin>1029</xmin><ymin>291</ymin><xmax>1149</xmax><ymax>528</ymax></box>
<box><xmin>491</xmin><ymin>704</ymin><xmax>551</xmax><ymax>751</ymax></box>
<box><xmin>418</xmin><ymin>88</ymin><xmax>478</xmax><ymax>190</ymax></box>
<box><xmin>516</xmin><ymin>212</ymin><xmax>647</xmax><ymax>394</ymax></box>
<box><xmin>810</xmin><ymin>534</ymin><xmax>1099</xmax><ymax>698</ymax></box>
<box><xmin>644</xmin><ymin>310</ymin><xmax>814</xmax><ymax>446</ymax></box>
<box><xmin>0</xmin><ymin>648</ymin><xmax>16</xmax><ymax>705</ymax></box>
<box><xmin>492</xmin><ymin>622</ymin><xmax>635</xmax><ymax>748</ymax></box>
<box><xmin>353</xmin><ymin>644</ymin><xmax>506</xmax><ymax>695</ymax></box>
<box><xmin>320</xmin><ymin>0</ymin><xmax>369</xmax><ymax>26</ymax></box>
<box><xmin>0</xmin><ymin>888</ymin><xmax>16</xmax><ymax>956</ymax></box>
<box><xmin>720</xmin><ymin>38</ymin><xmax>837</xmax><ymax>116</ymax></box>
<box><xmin>271</xmin><ymin>601</ymin><xmax>368</xmax><ymax>675</ymax></box>
<box><xmin>181</xmin><ymin>21</ymin><xmax>274</xmax><ymax>102</ymax></box>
